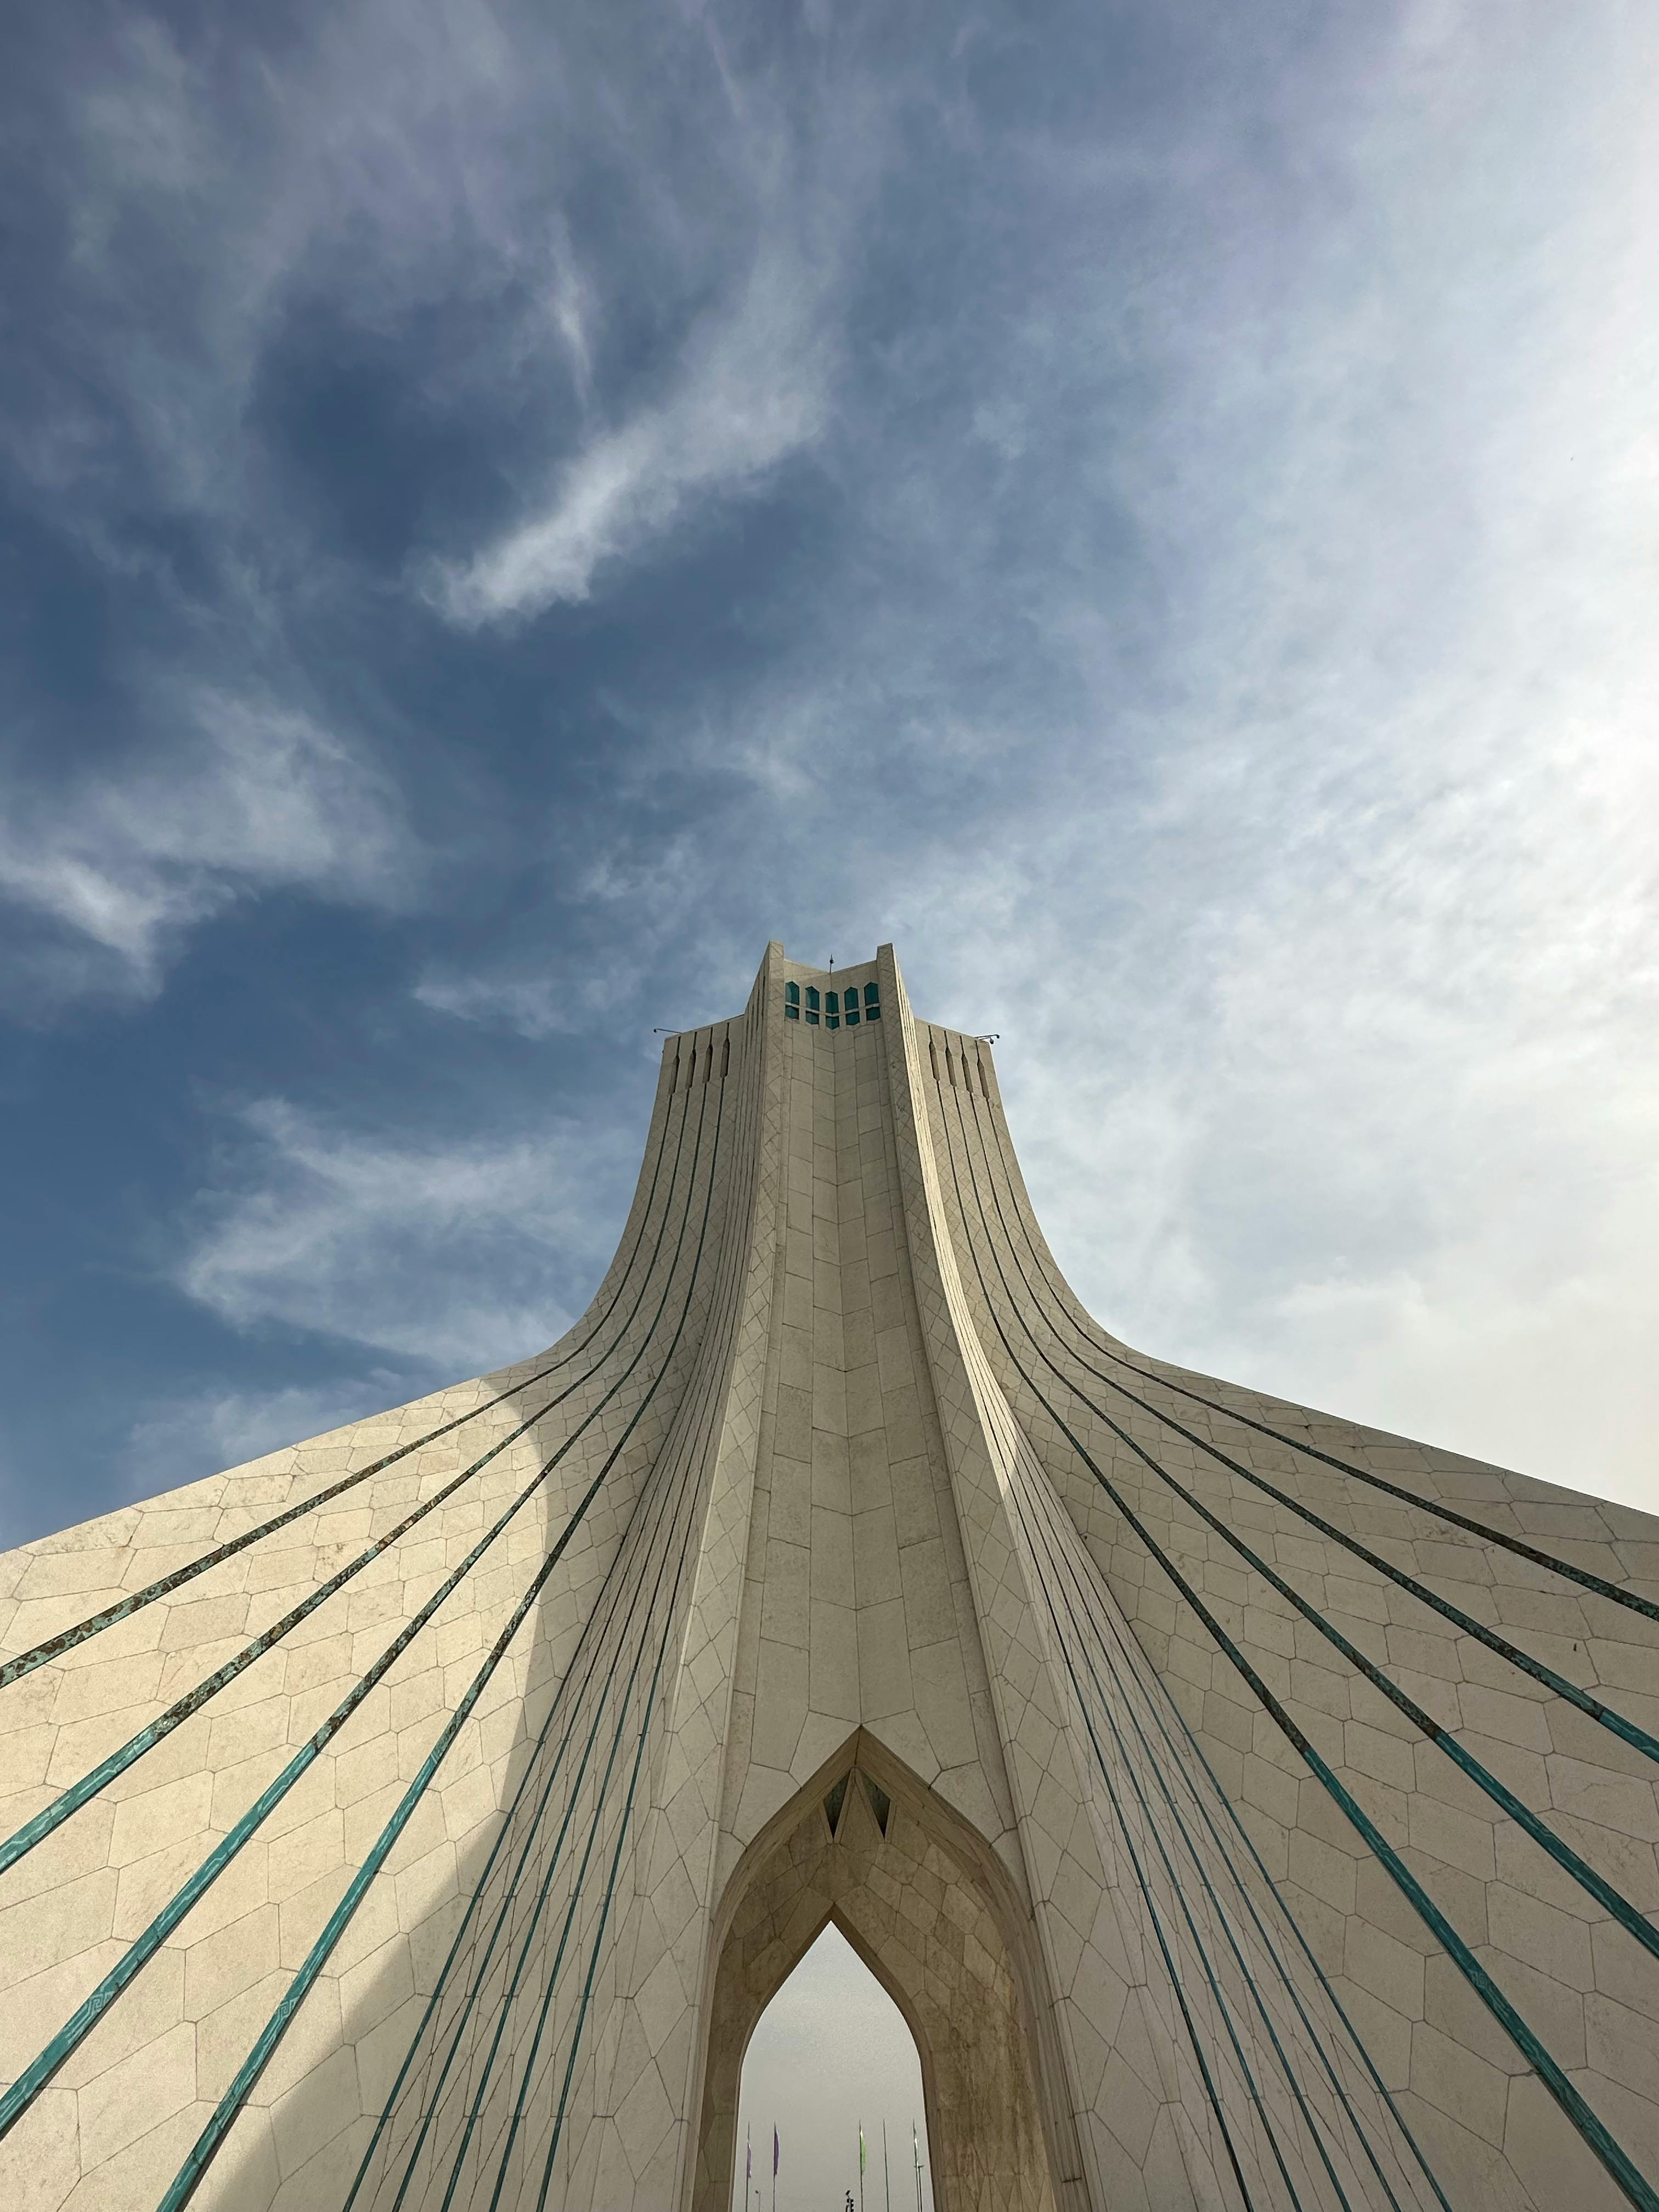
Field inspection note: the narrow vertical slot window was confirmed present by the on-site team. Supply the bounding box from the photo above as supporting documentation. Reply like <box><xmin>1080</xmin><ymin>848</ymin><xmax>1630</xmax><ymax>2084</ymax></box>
<box><xmin>703</xmin><ymin>1043</ymin><xmax>713</xmax><ymax>1085</ymax></box>
<box><xmin>785</xmin><ymin>981</ymin><xmax>800</xmax><ymax>1021</ymax></box>
<box><xmin>865</xmin><ymin>980</ymin><xmax>881</xmax><ymax>1020</ymax></box>
<box><xmin>826</xmin><ymin>989</ymin><xmax>839</xmax><ymax>1030</ymax></box>
<box><xmin>928</xmin><ymin>1038</ymin><xmax>940</xmax><ymax>1084</ymax></box>
<box><xmin>806</xmin><ymin>986</ymin><xmax>820</xmax><ymax>1026</ymax></box>
<box><xmin>721</xmin><ymin>1036</ymin><xmax>731</xmax><ymax>1079</ymax></box>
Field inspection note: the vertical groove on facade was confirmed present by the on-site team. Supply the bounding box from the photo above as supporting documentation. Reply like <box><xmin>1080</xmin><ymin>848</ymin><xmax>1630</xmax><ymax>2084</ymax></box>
<box><xmin>1</xmin><ymin>944</ymin><xmax>1655</xmax><ymax>2212</ymax></box>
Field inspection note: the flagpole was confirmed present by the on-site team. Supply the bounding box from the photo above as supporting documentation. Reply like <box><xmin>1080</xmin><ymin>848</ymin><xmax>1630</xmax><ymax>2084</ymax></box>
<box><xmin>883</xmin><ymin>2121</ymin><xmax>890</xmax><ymax>2212</ymax></box>
<box><xmin>913</xmin><ymin>2121</ymin><xmax>922</xmax><ymax>2212</ymax></box>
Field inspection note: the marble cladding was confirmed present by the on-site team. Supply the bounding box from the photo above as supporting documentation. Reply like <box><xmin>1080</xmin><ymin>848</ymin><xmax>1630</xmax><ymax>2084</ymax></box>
<box><xmin>0</xmin><ymin>941</ymin><xmax>1655</xmax><ymax>2212</ymax></box>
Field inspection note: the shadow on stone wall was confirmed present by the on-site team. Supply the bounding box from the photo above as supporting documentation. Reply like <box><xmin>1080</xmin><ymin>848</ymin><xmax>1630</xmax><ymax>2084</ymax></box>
<box><xmin>198</xmin><ymin>1360</ymin><xmax>681</xmax><ymax>2212</ymax></box>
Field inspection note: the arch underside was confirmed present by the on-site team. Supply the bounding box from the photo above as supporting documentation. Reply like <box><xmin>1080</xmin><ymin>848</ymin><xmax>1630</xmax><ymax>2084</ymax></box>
<box><xmin>691</xmin><ymin>1734</ymin><xmax>1066</xmax><ymax>2212</ymax></box>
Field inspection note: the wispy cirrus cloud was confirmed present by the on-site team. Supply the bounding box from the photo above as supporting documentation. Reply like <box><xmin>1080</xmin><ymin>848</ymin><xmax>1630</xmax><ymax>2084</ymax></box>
<box><xmin>3</xmin><ymin>0</ymin><xmax>1658</xmax><ymax>1547</ymax></box>
<box><xmin>121</xmin><ymin>1375</ymin><xmax>412</xmax><ymax>1506</ymax></box>
<box><xmin>0</xmin><ymin>694</ymin><xmax>415</xmax><ymax>1011</ymax></box>
<box><xmin>176</xmin><ymin>1097</ymin><xmax>631</xmax><ymax>1372</ymax></box>
<box><xmin>430</xmin><ymin>245</ymin><xmax>836</xmax><ymax>624</ymax></box>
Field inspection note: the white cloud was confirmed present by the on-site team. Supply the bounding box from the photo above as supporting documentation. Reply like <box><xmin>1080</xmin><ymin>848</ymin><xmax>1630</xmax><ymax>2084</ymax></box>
<box><xmin>604</xmin><ymin>0</ymin><xmax>1659</xmax><ymax>1516</ymax></box>
<box><xmin>177</xmin><ymin>1098</ymin><xmax>630</xmax><ymax>1372</ymax></box>
<box><xmin>431</xmin><ymin>247</ymin><xmax>833</xmax><ymax>624</ymax></box>
<box><xmin>414</xmin><ymin>974</ymin><xmax>575</xmax><ymax>1040</ymax></box>
<box><xmin>122</xmin><ymin>1374</ymin><xmax>413</xmax><ymax>1501</ymax></box>
<box><xmin>9</xmin><ymin>0</ymin><xmax>1657</xmax><ymax>1540</ymax></box>
<box><xmin>0</xmin><ymin>693</ymin><xmax>414</xmax><ymax>1007</ymax></box>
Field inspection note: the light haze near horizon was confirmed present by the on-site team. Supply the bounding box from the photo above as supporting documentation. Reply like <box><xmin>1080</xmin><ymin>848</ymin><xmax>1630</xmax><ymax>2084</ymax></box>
<box><xmin>733</xmin><ymin>1924</ymin><xmax>935</xmax><ymax>2212</ymax></box>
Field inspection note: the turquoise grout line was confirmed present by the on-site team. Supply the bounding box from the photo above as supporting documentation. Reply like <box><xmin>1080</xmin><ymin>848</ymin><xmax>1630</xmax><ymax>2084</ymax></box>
<box><xmin>156</xmin><ymin>1491</ymin><xmax>588</xmax><ymax>2212</ymax></box>
<box><xmin>952</xmin><ymin>1087</ymin><xmax>1463</xmax><ymax>2212</ymax></box>
<box><xmin>992</xmin><ymin>1182</ymin><xmax>1659</xmax><ymax>1773</ymax></box>
<box><xmin>517</xmin><ymin>993</ymin><xmax>808</xmax><ymax>2208</ymax></box>
<box><xmin>980</xmin><ymin>1096</ymin><xmax>1659</xmax><ymax>1632</ymax></box>
<box><xmin>975</xmin><ymin>1094</ymin><xmax>1659</xmax><ymax>1768</ymax></box>
<box><xmin>1104</xmin><ymin>1345</ymin><xmax>1659</xmax><ymax>1627</ymax></box>
<box><xmin>3</xmin><ymin>1443</ymin><xmax>597</xmax><ymax>2149</ymax></box>
<box><xmin>391</xmin><ymin>1419</ymin><xmax>694</xmax><ymax>2212</ymax></box>
<box><xmin>1043</xmin><ymin>1485</ymin><xmax>1428</xmax><ymax>2212</ymax></box>
<box><xmin>447</xmin><ymin>1595</ymin><xmax>648</xmax><ymax>2212</ymax></box>
<box><xmin>1008</xmin><ymin>1441</ymin><xmax>1311</xmax><ymax>2210</ymax></box>
<box><xmin>1009</xmin><ymin>1361</ymin><xmax>1659</xmax><ymax>2209</ymax></box>
<box><xmin>527</xmin><ymin>1382</ymin><xmax>743</xmax><ymax>2212</ymax></box>
<box><xmin>393</xmin><ymin>1068</ymin><xmax>751</xmax><ymax>2212</ymax></box>
<box><xmin>923</xmin><ymin>1124</ymin><xmax>1261</xmax><ymax>2205</ymax></box>
<box><xmin>952</xmin><ymin>1096</ymin><xmax>1659</xmax><ymax>1976</ymax></box>
<box><xmin>352</xmin><ymin>1036</ymin><xmax>762</xmax><ymax>2212</ymax></box>
<box><xmin>531</xmin><ymin>1593</ymin><xmax>689</xmax><ymax>2212</ymax></box>
<box><xmin>1012</xmin><ymin>1462</ymin><xmax>1260</xmax><ymax>2207</ymax></box>
<box><xmin>1012</xmin><ymin>1455</ymin><xmax>1358</xmax><ymax>2212</ymax></box>
<box><xmin>472</xmin><ymin>1052</ymin><xmax>762</xmax><ymax>2212</ymax></box>
<box><xmin>1102</xmin><ymin>1611</ymin><xmax>1447</xmax><ymax>2212</ymax></box>
<box><xmin>941</xmin><ymin>1081</ymin><xmax>1659</xmax><ymax>2210</ymax></box>
<box><xmin>0</xmin><ymin>1074</ymin><xmax>721</xmax><ymax>2148</ymax></box>
<box><xmin>956</xmin><ymin>1139</ymin><xmax>1352</xmax><ymax>2208</ymax></box>
<box><xmin>947</xmin><ymin>1130</ymin><xmax>1659</xmax><ymax>2212</ymax></box>
<box><xmin>1045</xmin><ymin>1500</ymin><xmax>1411</xmax><ymax>2212</ymax></box>
<box><xmin>467</xmin><ymin>1505</ymin><xmax>686</xmax><ymax>2212</ymax></box>
<box><xmin>0</xmin><ymin>1065</ymin><xmax>690</xmax><ymax>1695</ymax></box>
<box><xmin>0</xmin><ymin>1070</ymin><xmax>703</xmax><ymax>1878</ymax></box>
<box><xmin>949</xmin><ymin>1080</ymin><xmax>1443</xmax><ymax>2211</ymax></box>
<box><xmin>156</xmin><ymin>1064</ymin><xmax>740</xmax><ymax>2212</ymax></box>
<box><xmin>343</xmin><ymin>1526</ymin><xmax>641</xmax><ymax>2212</ymax></box>
<box><xmin>369</xmin><ymin>1371</ymin><xmax>695</xmax><ymax>2203</ymax></box>
<box><xmin>947</xmin><ymin>1088</ymin><xmax>1659</xmax><ymax>1970</ymax></box>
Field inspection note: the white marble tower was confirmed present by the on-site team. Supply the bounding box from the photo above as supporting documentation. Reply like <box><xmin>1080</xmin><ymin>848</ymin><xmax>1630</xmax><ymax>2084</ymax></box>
<box><xmin>2</xmin><ymin>943</ymin><xmax>1657</xmax><ymax>2212</ymax></box>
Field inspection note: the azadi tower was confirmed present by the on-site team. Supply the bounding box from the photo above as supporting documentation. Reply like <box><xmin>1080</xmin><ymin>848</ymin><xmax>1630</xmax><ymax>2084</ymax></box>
<box><xmin>2</xmin><ymin>944</ymin><xmax>1657</xmax><ymax>2212</ymax></box>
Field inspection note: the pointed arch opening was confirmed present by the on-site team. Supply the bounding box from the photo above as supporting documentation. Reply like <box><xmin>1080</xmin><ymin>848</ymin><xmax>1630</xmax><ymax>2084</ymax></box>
<box><xmin>690</xmin><ymin>1735</ymin><xmax>1074</xmax><ymax>2212</ymax></box>
<box><xmin>732</xmin><ymin>1921</ymin><xmax>935</xmax><ymax>2211</ymax></box>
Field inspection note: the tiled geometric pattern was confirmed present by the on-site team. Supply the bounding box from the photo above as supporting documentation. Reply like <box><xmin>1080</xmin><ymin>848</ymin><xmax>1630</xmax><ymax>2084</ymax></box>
<box><xmin>1</xmin><ymin>943</ymin><xmax>1655</xmax><ymax>2212</ymax></box>
<box><xmin>912</xmin><ymin>999</ymin><xmax>1659</xmax><ymax>2212</ymax></box>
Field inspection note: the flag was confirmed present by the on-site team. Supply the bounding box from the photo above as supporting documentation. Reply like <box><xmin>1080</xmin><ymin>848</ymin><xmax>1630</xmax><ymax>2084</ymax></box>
<box><xmin>746</xmin><ymin>2127</ymin><xmax>752</xmax><ymax>2186</ymax></box>
<box><xmin>859</xmin><ymin>2126</ymin><xmax>866</xmax><ymax>2174</ymax></box>
<box><xmin>773</xmin><ymin>2126</ymin><xmax>779</xmax><ymax>2176</ymax></box>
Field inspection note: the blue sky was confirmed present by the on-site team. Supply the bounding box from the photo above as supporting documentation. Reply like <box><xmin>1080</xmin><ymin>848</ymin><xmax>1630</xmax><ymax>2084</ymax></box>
<box><xmin>2</xmin><ymin>0</ymin><xmax>1657</xmax><ymax>1552</ymax></box>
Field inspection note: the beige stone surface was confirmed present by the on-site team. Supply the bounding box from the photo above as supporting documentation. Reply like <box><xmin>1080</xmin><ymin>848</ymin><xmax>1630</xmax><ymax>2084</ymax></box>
<box><xmin>1</xmin><ymin>941</ymin><xmax>1655</xmax><ymax>2211</ymax></box>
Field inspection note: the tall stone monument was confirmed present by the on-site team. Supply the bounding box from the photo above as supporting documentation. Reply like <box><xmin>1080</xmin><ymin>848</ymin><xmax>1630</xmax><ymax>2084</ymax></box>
<box><xmin>2</xmin><ymin>943</ymin><xmax>1656</xmax><ymax>2212</ymax></box>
